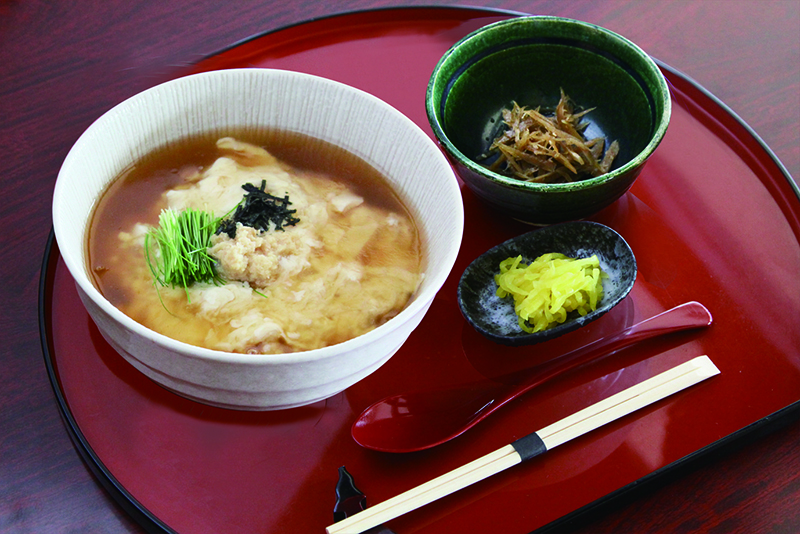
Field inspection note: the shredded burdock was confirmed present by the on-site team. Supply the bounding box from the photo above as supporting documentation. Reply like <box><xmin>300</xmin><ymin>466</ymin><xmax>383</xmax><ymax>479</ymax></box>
<box><xmin>485</xmin><ymin>90</ymin><xmax>620</xmax><ymax>183</ymax></box>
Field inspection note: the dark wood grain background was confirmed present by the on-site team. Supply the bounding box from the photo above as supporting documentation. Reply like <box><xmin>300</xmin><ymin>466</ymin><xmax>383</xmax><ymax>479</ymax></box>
<box><xmin>2</xmin><ymin>1</ymin><xmax>798</xmax><ymax>532</ymax></box>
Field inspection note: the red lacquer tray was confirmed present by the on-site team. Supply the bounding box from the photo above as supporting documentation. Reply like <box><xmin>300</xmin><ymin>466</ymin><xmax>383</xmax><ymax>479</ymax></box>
<box><xmin>40</xmin><ymin>7</ymin><xmax>800</xmax><ymax>534</ymax></box>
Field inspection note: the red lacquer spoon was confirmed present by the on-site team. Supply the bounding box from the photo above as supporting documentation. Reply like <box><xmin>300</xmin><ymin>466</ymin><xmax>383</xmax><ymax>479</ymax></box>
<box><xmin>352</xmin><ymin>301</ymin><xmax>712</xmax><ymax>452</ymax></box>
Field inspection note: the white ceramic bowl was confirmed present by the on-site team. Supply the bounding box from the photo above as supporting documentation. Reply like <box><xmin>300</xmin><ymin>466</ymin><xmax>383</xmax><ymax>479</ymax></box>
<box><xmin>53</xmin><ymin>68</ymin><xmax>464</xmax><ymax>410</ymax></box>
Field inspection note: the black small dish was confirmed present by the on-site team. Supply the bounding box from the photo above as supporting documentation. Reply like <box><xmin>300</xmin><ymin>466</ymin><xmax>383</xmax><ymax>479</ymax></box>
<box><xmin>457</xmin><ymin>221</ymin><xmax>636</xmax><ymax>346</ymax></box>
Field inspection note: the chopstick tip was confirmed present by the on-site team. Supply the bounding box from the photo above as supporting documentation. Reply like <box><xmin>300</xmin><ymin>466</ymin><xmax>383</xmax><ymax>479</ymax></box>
<box><xmin>690</xmin><ymin>355</ymin><xmax>720</xmax><ymax>379</ymax></box>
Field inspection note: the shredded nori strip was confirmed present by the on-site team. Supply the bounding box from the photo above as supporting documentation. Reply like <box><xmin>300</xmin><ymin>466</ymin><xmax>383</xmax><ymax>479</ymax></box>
<box><xmin>216</xmin><ymin>180</ymin><xmax>300</xmax><ymax>238</ymax></box>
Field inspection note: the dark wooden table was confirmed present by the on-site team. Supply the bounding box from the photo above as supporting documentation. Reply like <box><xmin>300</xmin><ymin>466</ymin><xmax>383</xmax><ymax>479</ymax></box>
<box><xmin>2</xmin><ymin>1</ymin><xmax>798</xmax><ymax>532</ymax></box>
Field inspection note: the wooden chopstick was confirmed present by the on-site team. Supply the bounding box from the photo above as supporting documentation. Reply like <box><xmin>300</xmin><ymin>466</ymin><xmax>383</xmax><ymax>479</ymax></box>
<box><xmin>326</xmin><ymin>355</ymin><xmax>719</xmax><ymax>534</ymax></box>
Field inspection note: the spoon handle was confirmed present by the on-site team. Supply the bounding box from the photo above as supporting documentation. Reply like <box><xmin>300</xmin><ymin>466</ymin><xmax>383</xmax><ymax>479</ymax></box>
<box><xmin>494</xmin><ymin>301</ymin><xmax>712</xmax><ymax>408</ymax></box>
<box><xmin>590</xmin><ymin>301</ymin><xmax>712</xmax><ymax>349</ymax></box>
<box><xmin>557</xmin><ymin>301</ymin><xmax>711</xmax><ymax>365</ymax></box>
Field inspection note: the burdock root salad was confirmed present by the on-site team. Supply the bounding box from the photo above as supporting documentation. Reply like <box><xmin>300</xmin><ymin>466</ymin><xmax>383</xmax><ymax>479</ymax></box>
<box><xmin>483</xmin><ymin>90</ymin><xmax>620</xmax><ymax>183</ymax></box>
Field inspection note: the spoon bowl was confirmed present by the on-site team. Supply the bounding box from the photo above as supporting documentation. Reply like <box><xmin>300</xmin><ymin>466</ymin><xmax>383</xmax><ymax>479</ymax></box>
<box><xmin>352</xmin><ymin>302</ymin><xmax>712</xmax><ymax>452</ymax></box>
<box><xmin>458</xmin><ymin>221</ymin><xmax>637</xmax><ymax>346</ymax></box>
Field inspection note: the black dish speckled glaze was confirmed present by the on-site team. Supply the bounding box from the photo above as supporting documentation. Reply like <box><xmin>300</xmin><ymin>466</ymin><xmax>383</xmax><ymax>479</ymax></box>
<box><xmin>457</xmin><ymin>221</ymin><xmax>636</xmax><ymax>346</ymax></box>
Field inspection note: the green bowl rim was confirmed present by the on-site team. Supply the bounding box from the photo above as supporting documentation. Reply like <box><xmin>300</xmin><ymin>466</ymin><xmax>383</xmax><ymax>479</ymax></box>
<box><xmin>426</xmin><ymin>15</ymin><xmax>672</xmax><ymax>192</ymax></box>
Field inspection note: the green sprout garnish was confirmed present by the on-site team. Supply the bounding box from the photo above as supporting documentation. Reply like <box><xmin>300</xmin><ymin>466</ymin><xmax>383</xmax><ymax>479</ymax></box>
<box><xmin>144</xmin><ymin>208</ymin><xmax>223</xmax><ymax>299</ymax></box>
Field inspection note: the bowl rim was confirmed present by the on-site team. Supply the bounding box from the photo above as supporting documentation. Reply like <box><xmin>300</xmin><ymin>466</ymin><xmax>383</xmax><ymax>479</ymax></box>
<box><xmin>53</xmin><ymin>67</ymin><xmax>464</xmax><ymax>366</ymax></box>
<box><xmin>425</xmin><ymin>15</ymin><xmax>672</xmax><ymax>192</ymax></box>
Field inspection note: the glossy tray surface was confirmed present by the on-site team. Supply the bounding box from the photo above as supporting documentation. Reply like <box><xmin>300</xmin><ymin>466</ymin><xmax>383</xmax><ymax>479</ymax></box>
<box><xmin>41</xmin><ymin>7</ymin><xmax>800</xmax><ymax>534</ymax></box>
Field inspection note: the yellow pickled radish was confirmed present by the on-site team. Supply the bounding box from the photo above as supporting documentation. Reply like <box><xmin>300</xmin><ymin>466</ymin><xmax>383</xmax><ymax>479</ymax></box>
<box><xmin>494</xmin><ymin>253</ymin><xmax>606</xmax><ymax>333</ymax></box>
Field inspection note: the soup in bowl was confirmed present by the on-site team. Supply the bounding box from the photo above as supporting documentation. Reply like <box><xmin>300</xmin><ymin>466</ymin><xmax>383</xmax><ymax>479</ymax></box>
<box><xmin>53</xmin><ymin>68</ymin><xmax>464</xmax><ymax>410</ymax></box>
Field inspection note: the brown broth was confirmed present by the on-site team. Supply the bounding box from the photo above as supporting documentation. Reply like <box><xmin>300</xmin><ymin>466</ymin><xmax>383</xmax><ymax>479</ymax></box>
<box><xmin>87</xmin><ymin>130</ymin><xmax>422</xmax><ymax>353</ymax></box>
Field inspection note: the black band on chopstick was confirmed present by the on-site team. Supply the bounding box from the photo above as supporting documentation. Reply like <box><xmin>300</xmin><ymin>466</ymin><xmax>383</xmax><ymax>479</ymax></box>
<box><xmin>510</xmin><ymin>431</ymin><xmax>547</xmax><ymax>462</ymax></box>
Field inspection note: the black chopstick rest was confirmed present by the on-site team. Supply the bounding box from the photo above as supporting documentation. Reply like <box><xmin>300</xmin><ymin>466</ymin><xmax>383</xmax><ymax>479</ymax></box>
<box><xmin>333</xmin><ymin>466</ymin><xmax>398</xmax><ymax>533</ymax></box>
<box><xmin>333</xmin><ymin>466</ymin><xmax>367</xmax><ymax>522</ymax></box>
<box><xmin>511</xmin><ymin>431</ymin><xmax>547</xmax><ymax>462</ymax></box>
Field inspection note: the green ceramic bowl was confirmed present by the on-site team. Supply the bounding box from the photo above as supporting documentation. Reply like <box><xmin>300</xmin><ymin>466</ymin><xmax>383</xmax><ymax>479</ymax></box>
<box><xmin>426</xmin><ymin>16</ymin><xmax>671</xmax><ymax>224</ymax></box>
